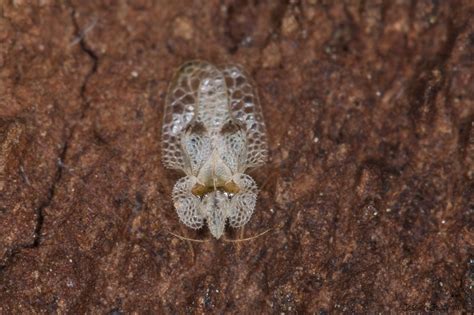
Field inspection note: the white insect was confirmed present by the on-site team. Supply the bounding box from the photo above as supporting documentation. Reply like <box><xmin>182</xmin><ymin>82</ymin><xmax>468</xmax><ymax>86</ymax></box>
<box><xmin>161</xmin><ymin>61</ymin><xmax>268</xmax><ymax>239</ymax></box>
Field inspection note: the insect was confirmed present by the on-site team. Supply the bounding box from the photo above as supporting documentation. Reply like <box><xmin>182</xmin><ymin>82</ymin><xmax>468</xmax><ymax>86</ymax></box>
<box><xmin>161</xmin><ymin>61</ymin><xmax>268</xmax><ymax>239</ymax></box>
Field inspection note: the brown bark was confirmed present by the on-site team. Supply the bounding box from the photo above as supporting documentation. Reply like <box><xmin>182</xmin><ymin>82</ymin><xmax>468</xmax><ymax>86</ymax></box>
<box><xmin>0</xmin><ymin>1</ymin><xmax>472</xmax><ymax>313</ymax></box>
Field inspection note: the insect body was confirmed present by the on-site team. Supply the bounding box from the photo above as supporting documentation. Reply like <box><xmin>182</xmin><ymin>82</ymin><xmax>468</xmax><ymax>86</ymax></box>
<box><xmin>162</xmin><ymin>61</ymin><xmax>268</xmax><ymax>239</ymax></box>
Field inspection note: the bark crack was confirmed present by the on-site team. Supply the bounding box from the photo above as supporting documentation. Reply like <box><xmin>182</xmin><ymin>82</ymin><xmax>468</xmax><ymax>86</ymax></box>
<box><xmin>0</xmin><ymin>3</ymin><xmax>99</xmax><ymax>271</ymax></box>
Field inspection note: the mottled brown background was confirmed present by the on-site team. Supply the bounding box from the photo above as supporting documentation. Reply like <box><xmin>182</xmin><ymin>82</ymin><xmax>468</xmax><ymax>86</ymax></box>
<box><xmin>0</xmin><ymin>0</ymin><xmax>473</xmax><ymax>313</ymax></box>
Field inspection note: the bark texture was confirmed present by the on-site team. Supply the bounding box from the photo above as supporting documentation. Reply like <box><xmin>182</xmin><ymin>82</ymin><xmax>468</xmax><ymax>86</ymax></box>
<box><xmin>0</xmin><ymin>0</ymin><xmax>473</xmax><ymax>313</ymax></box>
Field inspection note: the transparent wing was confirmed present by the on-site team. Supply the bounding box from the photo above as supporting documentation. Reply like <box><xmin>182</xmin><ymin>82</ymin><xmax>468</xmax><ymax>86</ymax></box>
<box><xmin>181</xmin><ymin>124</ymin><xmax>212</xmax><ymax>176</ymax></box>
<box><xmin>218</xmin><ymin>120</ymin><xmax>247</xmax><ymax>173</ymax></box>
<box><xmin>228</xmin><ymin>173</ymin><xmax>258</xmax><ymax>228</ymax></box>
<box><xmin>161</xmin><ymin>61</ymin><xmax>219</xmax><ymax>172</ymax></box>
<box><xmin>221</xmin><ymin>64</ymin><xmax>268</xmax><ymax>170</ymax></box>
<box><xmin>201</xmin><ymin>191</ymin><xmax>229</xmax><ymax>239</ymax></box>
<box><xmin>172</xmin><ymin>176</ymin><xmax>204</xmax><ymax>229</ymax></box>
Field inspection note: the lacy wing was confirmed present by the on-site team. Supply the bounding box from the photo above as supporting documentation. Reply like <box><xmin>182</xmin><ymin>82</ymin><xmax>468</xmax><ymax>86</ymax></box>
<box><xmin>221</xmin><ymin>64</ymin><xmax>269</xmax><ymax>170</ymax></box>
<box><xmin>162</xmin><ymin>61</ymin><xmax>218</xmax><ymax>172</ymax></box>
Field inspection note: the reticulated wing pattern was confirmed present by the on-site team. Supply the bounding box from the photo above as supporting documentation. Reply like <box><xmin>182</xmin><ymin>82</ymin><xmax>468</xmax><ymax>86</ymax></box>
<box><xmin>228</xmin><ymin>174</ymin><xmax>258</xmax><ymax>228</ymax></box>
<box><xmin>201</xmin><ymin>191</ymin><xmax>229</xmax><ymax>238</ymax></box>
<box><xmin>181</xmin><ymin>127</ymin><xmax>212</xmax><ymax>176</ymax></box>
<box><xmin>218</xmin><ymin>121</ymin><xmax>247</xmax><ymax>173</ymax></box>
<box><xmin>162</xmin><ymin>61</ymin><xmax>220</xmax><ymax>172</ymax></box>
<box><xmin>221</xmin><ymin>65</ymin><xmax>268</xmax><ymax>170</ymax></box>
<box><xmin>196</xmin><ymin>67</ymin><xmax>229</xmax><ymax>133</ymax></box>
<box><xmin>172</xmin><ymin>176</ymin><xmax>204</xmax><ymax>229</ymax></box>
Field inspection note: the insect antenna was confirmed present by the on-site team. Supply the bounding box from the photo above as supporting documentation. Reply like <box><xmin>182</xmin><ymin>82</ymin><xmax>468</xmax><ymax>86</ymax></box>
<box><xmin>167</xmin><ymin>230</ymin><xmax>209</xmax><ymax>243</ymax></box>
<box><xmin>223</xmin><ymin>228</ymin><xmax>272</xmax><ymax>243</ymax></box>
